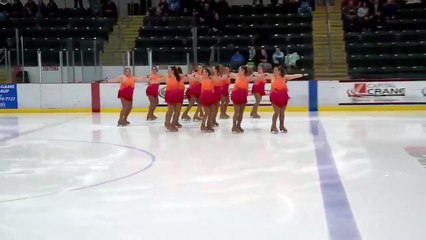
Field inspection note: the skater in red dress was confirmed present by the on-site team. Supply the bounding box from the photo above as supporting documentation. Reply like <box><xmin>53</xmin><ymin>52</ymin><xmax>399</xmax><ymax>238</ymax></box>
<box><xmin>219</xmin><ymin>66</ymin><xmax>231</xmax><ymax>119</ymax></box>
<box><xmin>165</xmin><ymin>66</ymin><xmax>185</xmax><ymax>132</ymax></box>
<box><xmin>181</xmin><ymin>65</ymin><xmax>204</xmax><ymax>121</ymax></box>
<box><xmin>250</xmin><ymin>64</ymin><xmax>267</xmax><ymax>119</ymax></box>
<box><xmin>211</xmin><ymin>65</ymin><xmax>223</xmax><ymax>127</ymax></box>
<box><xmin>199</xmin><ymin>67</ymin><xmax>217</xmax><ymax>132</ymax></box>
<box><xmin>106</xmin><ymin>67</ymin><xmax>147</xmax><ymax>126</ymax></box>
<box><xmin>266</xmin><ymin>66</ymin><xmax>307</xmax><ymax>133</ymax></box>
<box><xmin>145</xmin><ymin>66</ymin><xmax>164</xmax><ymax>121</ymax></box>
<box><xmin>228</xmin><ymin>66</ymin><xmax>252</xmax><ymax>133</ymax></box>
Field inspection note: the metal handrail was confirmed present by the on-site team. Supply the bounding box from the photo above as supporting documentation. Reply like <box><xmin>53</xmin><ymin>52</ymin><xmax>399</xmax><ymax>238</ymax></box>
<box><xmin>325</xmin><ymin>0</ymin><xmax>334</xmax><ymax>68</ymax></box>
<box><xmin>0</xmin><ymin>47</ymin><xmax>6</xmax><ymax>63</ymax></box>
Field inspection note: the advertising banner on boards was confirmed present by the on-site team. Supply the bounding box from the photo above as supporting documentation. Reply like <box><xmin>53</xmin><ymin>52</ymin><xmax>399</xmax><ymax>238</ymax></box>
<box><xmin>339</xmin><ymin>80</ymin><xmax>426</xmax><ymax>105</ymax></box>
<box><xmin>0</xmin><ymin>84</ymin><xmax>18</xmax><ymax>109</ymax></box>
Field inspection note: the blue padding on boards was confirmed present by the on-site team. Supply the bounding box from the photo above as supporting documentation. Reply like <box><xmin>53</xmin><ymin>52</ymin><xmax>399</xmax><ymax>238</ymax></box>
<box><xmin>309</xmin><ymin>80</ymin><xmax>318</xmax><ymax>112</ymax></box>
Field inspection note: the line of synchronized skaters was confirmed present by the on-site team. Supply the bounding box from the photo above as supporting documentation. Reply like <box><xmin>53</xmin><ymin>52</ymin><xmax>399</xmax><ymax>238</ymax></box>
<box><xmin>105</xmin><ymin>64</ymin><xmax>307</xmax><ymax>134</ymax></box>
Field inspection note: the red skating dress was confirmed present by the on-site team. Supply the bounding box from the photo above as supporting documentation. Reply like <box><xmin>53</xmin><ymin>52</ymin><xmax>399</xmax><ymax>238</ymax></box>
<box><xmin>146</xmin><ymin>74</ymin><xmax>161</xmax><ymax>97</ymax></box>
<box><xmin>231</xmin><ymin>76</ymin><xmax>249</xmax><ymax>105</ymax></box>
<box><xmin>200</xmin><ymin>78</ymin><xmax>216</xmax><ymax>106</ymax></box>
<box><xmin>222</xmin><ymin>76</ymin><xmax>231</xmax><ymax>97</ymax></box>
<box><xmin>186</xmin><ymin>79</ymin><xmax>202</xmax><ymax>99</ymax></box>
<box><xmin>251</xmin><ymin>75</ymin><xmax>266</xmax><ymax>96</ymax></box>
<box><xmin>269</xmin><ymin>76</ymin><xmax>289</xmax><ymax>107</ymax></box>
<box><xmin>213</xmin><ymin>77</ymin><xmax>223</xmax><ymax>102</ymax></box>
<box><xmin>165</xmin><ymin>77</ymin><xmax>185</xmax><ymax>104</ymax></box>
<box><xmin>117</xmin><ymin>76</ymin><xmax>135</xmax><ymax>101</ymax></box>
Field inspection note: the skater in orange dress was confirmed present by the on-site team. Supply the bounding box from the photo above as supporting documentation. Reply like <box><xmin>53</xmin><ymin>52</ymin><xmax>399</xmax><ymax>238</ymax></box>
<box><xmin>145</xmin><ymin>66</ymin><xmax>164</xmax><ymax>121</ymax></box>
<box><xmin>199</xmin><ymin>67</ymin><xmax>217</xmax><ymax>132</ymax></box>
<box><xmin>219</xmin><ymin>66</ymin><xmax>231</xmax><ymax>119</ymax></box>
<box><xmin>227</xmin><ymin>66</ymin><xmax>253</xmax><ymax>133</ymax></box>
<box><xmin>266</xmin><ymin>66</ymin><xmax>307</xmax><ymax>133</ymax></box>
<box><xmin>181</xmin><ymin>65</ymin><xmax>204</xmax><ymax>121</ymax></box>
<box><xmin>250</xmin><ymin>64</ymin><xmax>267</xmax><ymax>119</ymax></box>
<box><xmin>106</xmin><ymin>67</ymin><xmax>147</xmax><ymax>126</ymax></box>
<box><xmin>211</xmin><ymin>65</ymin><xmax>223</xmax><ymax>127</ymax></box>
<box><xmin>164</xmin><ymin>66</ymin><xmax>185</xmax><ymax>132</ymax></box>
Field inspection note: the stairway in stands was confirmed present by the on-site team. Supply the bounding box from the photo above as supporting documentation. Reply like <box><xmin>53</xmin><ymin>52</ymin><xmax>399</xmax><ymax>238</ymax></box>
<box><xmin>0</xmin><ymin>67</ymin><xmax>7</xmax><ymax>83</ymax></box>
<box><xmin>313</xmin><ymin>6</ymin><xmax>348</xmax><ymax>80</ymax></box>
<box><xmin>101</xmin><ymin>16</ymin><xmax>143</xmax><ymax>65</ymax></box>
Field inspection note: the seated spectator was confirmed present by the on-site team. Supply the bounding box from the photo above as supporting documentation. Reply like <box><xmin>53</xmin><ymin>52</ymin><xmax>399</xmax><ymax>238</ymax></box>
<box><xmin>158</xmin><ymin>0</ymin><xmax>169</xmax><ymax>16</ymax></box>
<box><xmin>35</xmin><ymin>0</ymin><xmax>47</xmax><ymax>18</ymax></box>
<box><xmin>198</xmin><ymin>3</ymin><xmax>214</xmax><ymax>26</ymax></box>
<box><xmin>382</xmin><ymin>0</ymin><xmax>398</xmax><ymax>19</ymax></box>
<box><xmin>371</xmin><ymin>11</ymin><xmax>385</xmax><ymax>30</ymax></box>
<box><xmin>272</xmin><ymin>48</ymin><xmax>285</xmax><ymax>66</ymax></box>
<box><xmin>216</xmin><ymin>0</ymin><xmax>229</xmax><ymax>16</ymax></box>
<box><xmin>248</xmin><ymin>46</ymin><xmax>256</xmax><ymax>60</ymax></box>
<box><xmin>357</xmin><ymin>1</ymin><xmax>373</xmax><ymax>29</ymax></box>
<box><xmin>344</xmin><ymin>9</ymin><xmax>362</xmax><ymax>32</ymax></box>
<box><xmin>104</xmin><ymin>0</ymin><xmax>117</xmax><ymax>19</ymax></box>
<box><xmin>46</xmin><ymin>0</ymin><xmax>58</xmax><ymax>17</ymax></box>
<box><xmin>168</xmin><ymin>0</ymin><xmax>181</xmax><ymax>15</ymax></box>
<box><xmin>230</xmin><ymin>51</ymin><xmax>245</xmax><ymax>69</ymax></box>
<box><xmin>24</xmin><ymin>0</ymin><xmax>38</xmax><ymax>17</ymax></box>
<box><xmin>155</xmin><ymin>7</ymin><xmax>168</xmax><ymax>26</ymax></box>
<box><xmin>208</xmin><ymin>0</ymin><xmax>217</xmax><ymax>12</ymax></box>
<box><xmin>255</xmin><ymin>48</ymin><xmax>268</xmax><ymax>66</ymax></box>
<box><xmin>0</xmin><ymin>0</ymin><xmax>12</xmax><ymax>19</ymax></box>
<box><xmin>11</xmin><ymin>0</ymin><xmax>24</xmax><ymax>17</ymax></box>
<box><xmin>209</xmin><ymin>12</ymin><xmax>223</xmax><ymax>34</ymax></box>
<box><xmin>342</xmin><ymin>0</ymin><xmax>357</xmax><ymax>16</ymax></box>
<box><xmin>298</xmin><ymin>0</ymin><xmax>312</xmax><ymax>14</ymax></box>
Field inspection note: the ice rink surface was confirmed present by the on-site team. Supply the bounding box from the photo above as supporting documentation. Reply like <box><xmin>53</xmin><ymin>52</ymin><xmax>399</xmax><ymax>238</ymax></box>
<box><xmin>1</xmin><ymin>111</ymin><xmax>426</xmax><ymax>240</ymax></box>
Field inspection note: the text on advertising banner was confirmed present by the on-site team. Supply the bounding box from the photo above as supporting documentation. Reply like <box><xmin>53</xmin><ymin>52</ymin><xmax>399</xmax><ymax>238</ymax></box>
<box><xmin>0</xmin><ymin>84</ymin><xmax>18</xmax><ymax>109</ymax></box>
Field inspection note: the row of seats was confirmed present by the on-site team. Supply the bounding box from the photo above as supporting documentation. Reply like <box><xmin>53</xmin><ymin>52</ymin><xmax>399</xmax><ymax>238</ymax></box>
<box><xmin>0</xmin><ymin>27</ymin><xmax>110</xmax><ymax>40</ymax></box>
<box><xmin>135</xmin><ymin>34</ymin><xmax>312</xmax><ymax>48</ymax></box>
<box><xmin>5</xmin><ymin>37</ymin><xmax>104</xmax><ymax>50</ymax></box>
<box><xmin>349</xmin><ymin>66</ymin><xmax>426</xmax><ymax>79</ymax></box>
<box><xmin>397</xmin><ymin>8</ymin><xmax>426</xmax><ymax>19</ymax></box>
<box><xmin>219</xmin><ymin>4</ymin><xmax>303</xmax><ymax>15</ymax></box>
<box><xmin>0</xmin><ymin>18</ymin><xmax>114</xmax><ymax>30</ymax></box>
<box><xmin>386</xmin><ymin>19</ymin><xmax>426</xmax><ymax>30</ymax></box>
<box><xmin>132</xmin><ymin>47</ymin><xmax>313</xmax><ymax>67</ymax></box>
<box><xmin>7</xmin><ymin>48</ymin><xmax>100</xmax><ymax>66</ymax></box>
<box><xmin>139</xmin><ymin>23</ymin><xmax>312</xmax><ymax>37</ymax></box>
<box><xmin>346</xmin><ymin>41</ymin><xmax>426</xmax><ymax>55</ymax></box>
<box><xmin>345</xmin><ymin>30</ymin><xmax>426</xmax><ymax>43</ymax></box>
<box><xmin>347</xmin><ymin>53</ymin><xmax>426</xmax><ymax>67</ymax></box>
<box><xmin>144</xmin><ymin>13</ymin><xmax>312</xmax><ymax>27</ymax></box>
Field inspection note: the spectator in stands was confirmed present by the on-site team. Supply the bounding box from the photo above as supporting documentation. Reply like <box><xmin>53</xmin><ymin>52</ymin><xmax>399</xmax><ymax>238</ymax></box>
<box><xmin>209</xmin><ymin>12</ymin><xmax>223</xmax><ymax>34</ymax></box>
<box><xmin>11</xmin><ymin>0</ymin><xmax>24</xmax><ymax>17</ymax></box>
<box><xmin>0</xmin><ymin>0</ymin><xmax>12</xmax><ymax>19</ymax></box>
<box><xmin>74</xmin><ymin>0</ymin><xmax>83</xmax><ymax>9</ymax></box>
<box><xmin>231</xmin><ymin>51</ymin><xmax>245</xmax><ymax>69</ymax></box>
<box><xmin>24</xmin><ymin>0</ymin><xmax>38</xmax><ymax>17</ymax></box>
<box><xmin>272</xmin><ymin>48</ymin><xmax>284</xmax><ymax>66</ymax></box>
<box><xmin>342</xmin><ymin>0</ymin><xmax>357</xmax><ymax>16</ymax></box>
<box><xmin>255</xmin><ymin>48</ymin><xmax>268</xmax><ymax>66</ymax></box>
<box><xmin>298</xmin><ymin>0</ymin><xmax>312</xmax><ymax>14</ymax></box>
<box><xmin>199</xmin><ymin>3</ymin><xmax>214</xmax><ymax>26</ymax></box>
<box><xmin>357</xmin><ymin>1</ymin><xmax>373</xmax><ymax>29</ymax></box>
<box><xmin>207</xmin><ymin>0</ymin><xmax>217</xmax><ymax>12</ymax></box>
<box><xmin>104</xmin><ymin>0</ymin><xmax>117</xmax><ymax>19</ymax></box>
<box><xmin>371</xmin><ymin>11</ymin><xmax>385</xmax><ymax>30</ymax></box>
<box><xmin>46</xmin><ymin>0</ymin><xmax>58</xmax><ymax>17</ymax></box>
<box><xmin>216</xmin><ymin>0</ymin><xmax>229</xmax><ymax>15</ymax></box>
<box><xmin>155</xmin><ymin>6</ymin><xmax>168</xmax><ymax>26</ymax></box>
<box><xmin>158</xmin><ymin>0</ymin><xmax>169</xmax><ymax>16</ymax></box>
<box><xmin>168</xmin><ymin>0</ymin><xmax>181</xmax><ymax>15</ymax></box>
<box><xmin>249</xmin><ymin>46</ymin><xmax>256</xmax><ymax>60</ymax></box>
<box><xmin>253</xmin><ymin>0</ymin><xmax>264</xmax><ymax>5</ymax></box>
<box><xmin>382</xmin><ymin>0</ymin><xmax>398</xmax><ymax>19</ymax></box>
<box><xmin>35</xmin><ymin>0</ymin><xmax>47</xmax><ymax>17</ymax></box>
<box><xmin>344</xmin><ymin>9</ymin><xmax>362</xmax><ymax>32</ymax></box>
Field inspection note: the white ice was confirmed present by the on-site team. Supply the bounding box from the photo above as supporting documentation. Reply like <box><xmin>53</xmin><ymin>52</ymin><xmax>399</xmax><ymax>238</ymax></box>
<box><xmin>0</xmin><ymin>111</ymin><xmax>425</xmax><ymax>240</ymax></box>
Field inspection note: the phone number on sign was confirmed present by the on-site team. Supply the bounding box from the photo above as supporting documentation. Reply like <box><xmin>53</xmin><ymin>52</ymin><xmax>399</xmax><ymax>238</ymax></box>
<box><xmin>0</xmin><ymin>97</ymin><xmax>16</xmax><ymax>101</ymax></box>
